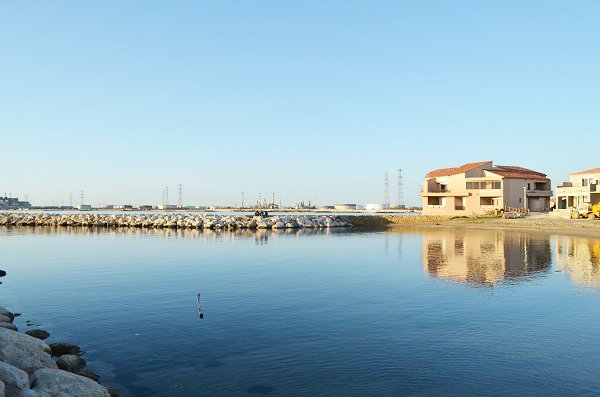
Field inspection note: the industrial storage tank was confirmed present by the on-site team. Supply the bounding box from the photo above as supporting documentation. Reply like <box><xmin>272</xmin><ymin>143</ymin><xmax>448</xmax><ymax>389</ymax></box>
<box><xmin>334</xmin><ymin>204</ymin><xmax>357</xmax><ymax>211</ymax></box>
<box><xmin>365</xmin><ymin>203</ymin><xmax>389</xmax><ymax>211</ymax></box>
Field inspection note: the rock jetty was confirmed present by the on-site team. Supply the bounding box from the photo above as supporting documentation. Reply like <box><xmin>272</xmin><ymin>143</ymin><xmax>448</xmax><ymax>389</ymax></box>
<box><xmin>0</xmin><ymin>213</ymin><xmax>351</xmax><ymax>230</ymax></box>
<box><xmin>0</xmin><ymin>305</ymin><xmax>116</xmax><ymax>397</ymax></box>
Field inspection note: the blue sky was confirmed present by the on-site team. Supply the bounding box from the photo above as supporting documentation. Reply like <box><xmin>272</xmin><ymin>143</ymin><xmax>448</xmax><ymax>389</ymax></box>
<box><xmin>1</xmin><ymin>1</ymin><xmax>598</xmax><ymax>207</ymax></box>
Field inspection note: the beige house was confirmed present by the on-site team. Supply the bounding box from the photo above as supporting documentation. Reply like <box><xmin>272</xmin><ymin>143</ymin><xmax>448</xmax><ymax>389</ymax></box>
<box><xmin>555</xmin><ymin>235</ymin><xmax>600</xmax><ymax>289</ymax></box>
<box><xmin>421</xmin><ymin>161</ymin><xmax>551</xmax><ymax>216</ymax></box>
<box><xmin>422</xmin><ymin>228</ymin><xmax>551</xmax><ymax>286</ymax></box>
<box><xmin>555</xmin><ymin>167</ymin><xmax>600</xmax><ymax>210</ymax></box>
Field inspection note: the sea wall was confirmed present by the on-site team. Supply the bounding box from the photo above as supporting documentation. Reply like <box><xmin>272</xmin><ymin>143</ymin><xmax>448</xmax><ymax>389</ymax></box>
<box><xmin>0</xmin><ymin>213</ymin><xmax>350</xmax><ymax>230</ymax></box>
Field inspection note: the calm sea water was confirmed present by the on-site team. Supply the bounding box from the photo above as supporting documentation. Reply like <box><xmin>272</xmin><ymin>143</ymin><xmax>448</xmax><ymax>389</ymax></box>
<box><xmin>1</xmin><ymin>226</ymin><xmax>599</xmax><ymax>396</ymax></box>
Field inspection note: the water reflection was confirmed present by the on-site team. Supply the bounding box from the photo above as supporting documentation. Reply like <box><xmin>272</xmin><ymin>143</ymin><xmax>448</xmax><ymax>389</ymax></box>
<box><xmin>0</xmin><ymin>225</ymin><xmax>349</xmax><ymax>242</ymax></box>
<box><xmin>420</xmin><ymin>229</ymin><xmax>552</xmax><ymax>286</ymax></box>
<box><xmin>556</xmin><ymin>236</ymin><xmax>600</xmax><ymax>288</ymax></box>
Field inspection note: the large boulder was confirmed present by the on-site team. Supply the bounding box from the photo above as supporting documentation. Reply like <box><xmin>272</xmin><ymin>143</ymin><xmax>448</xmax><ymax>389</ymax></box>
<box><xmin>25</xmin><ymin>329</ymin><xmax>50</xmax><ymax>340</ymax></box>
<box><xmin>30</xmin><ymin>369</ymin><xmax>110</xmax><ymax>397</ymax></box>
<box><xmin>56</xmin><ymin>355</ymin><xmax>86</xmax><ymax>373</ymax></box>
<box><xmin>0</xmin><ymin>361</ymin><xmax>29</xmax><ymax>396</ymax></box>
<box><xmin>49</xmin><ymin>342</ymin><xmax>81</xmax><ymax>357</ymax></box>
<box><xmin>0</xmin><ymin>323</ymin><xmax>17</xmax><ymax>332</ymax></box>
<box><xmin>0</xmin><ymin>315</ymin><xmax>12</xmax><ymax>324</ymax></box>
<box><xmin>0</xmin><ymin>308</ymin><xmax>13</xmax><ymax>321</ymax></box>
<box><xmin>77</xmin><ymin>369</ymin><xmax>100</xmax><ymax>382</ymax></box>
<box><xmin>0</xmin><ymin>327</ymin><xmax>56</xmax><ymax>375</ymax></box>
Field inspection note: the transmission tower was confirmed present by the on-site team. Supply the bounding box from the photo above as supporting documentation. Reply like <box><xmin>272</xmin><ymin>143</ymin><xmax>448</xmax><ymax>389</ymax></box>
<box><xmin>397</xmin><ymin>168</ymin><xmax>405</xmax><ymax>208</ymax></box>
<box><xmin>79</xmin><ymin>191</ymin><xmax>84</xmax><ymax>206</ymax></box>
<box><xmin>258</xmin><ymin>193</ymin><xmax>262</xmax><ymax>208</ymax></box>
<box><xmin>384</xmin><ymin>172</ymin><xmax>390</xmax><ymax>208</ymax></box>
<box><xmin>69</xmin><ymin>192</ymin><xmax>72</xmax><ymax>207</ymax></box>
<box><xmin>241</xmin><ymin>192</ymin><xmax>245</xmax><ymax>208</ymax></box>
<box><xmin>177</xmin><ymin>183</ymin><xmax>183</xmax><ymax>208</ymax></box>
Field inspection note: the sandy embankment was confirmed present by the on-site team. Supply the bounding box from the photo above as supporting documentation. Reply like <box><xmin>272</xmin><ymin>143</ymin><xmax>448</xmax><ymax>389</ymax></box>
<box><xmin>370</xmin><ymin>215</ymin><xmax>600</xmax><ymax>238</ymax></box>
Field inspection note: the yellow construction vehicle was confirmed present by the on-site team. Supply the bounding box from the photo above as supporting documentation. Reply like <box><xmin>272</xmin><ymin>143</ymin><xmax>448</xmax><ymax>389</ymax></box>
<box><xmin>570</xmin><ymin>203</ymin><xmax>600</xmax><ymax>219</ymax></box>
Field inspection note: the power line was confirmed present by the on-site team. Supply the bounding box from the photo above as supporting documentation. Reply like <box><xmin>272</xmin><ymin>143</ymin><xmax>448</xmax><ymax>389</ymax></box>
<box><xmin>177</xmin><ymin>183</ymin><xmax>183</xmax><ymax>208</ymax></box>
<box><xmin>397</xmin><ymin>168</ymin><xmax>405</xmax><ymax>208</ymax></box>
<box><xmin>384</xmin><ymin>172</ymin><xmax>390</xmax><ymax>207</ymax></box>
<box><xmin>163</xmin><ymin>186</ymin><xmax>169</xmax><ymax>208</ymax></box>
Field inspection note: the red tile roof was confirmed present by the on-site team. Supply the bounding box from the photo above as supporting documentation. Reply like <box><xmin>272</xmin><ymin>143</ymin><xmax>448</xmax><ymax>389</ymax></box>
<box><xmin>425</xmin><ymin>162</ymin><xmax>549</xmax><ymax>181</ymax></box>
<box><xmin>425</xmin><ymin>161</ymin><xmax>492</xmax><ymax>178</ymax></box>
<box><xmin>571</xmin><ymin>167</ymin><xmax>600</xmax><ymax>175</ymax></box>
<box><xmin>488</xmin><ymin>165</ymin><xmax>548</xmax><ymax>180</ymax></box>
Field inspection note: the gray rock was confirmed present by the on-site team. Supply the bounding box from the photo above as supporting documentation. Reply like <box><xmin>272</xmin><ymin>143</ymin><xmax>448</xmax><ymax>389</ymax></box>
<box><xmin>56</xmin><ymin>355</ymin><xmax>86</xmax><ymax>373</ymax></box>
<box><xmin>0</xmin><ymin>270</ymin><xmax>6</xmax><ymax>277</ymax></box>
<box><xmin>0</xmin><ymin>327</ymin><xmax>56</xmax><ymax>375</ymax></box>
<box><xmin>48</xmin><ymin>343</ymin><xmax>81</xmax><ymax>357</ymax></box>
<box><xmin>0</xmin><ymin>323</ymin><xmax>17</xmax><ymax>332</ymax></box>
<box><xmin>18</xmin><ymin>390</ymin><xmax>40</xmax><ymax>397</ymax></box>
<box><xmin>0</xmin><ymin>380</ymin><xmax>4</xmax><ymax>397</ymax></box>
<box><xmin>30</xmin><ymin>369</ymin><xmax>110</xmax><ymax>397</ymax></box>
<box><xmin>0</xmin><ymin>315</ymin><xmax>12</xmax><ymax>324</ymax></box>
<box><xmin>107</xmin><ymin>387</ymin><xmax>119</xmax><ymax>397</ymax></box>
<box><xmin>77</xmin><ymin>369</ymin><xmax>100</xmax><ymax>382</ymax></box>
<box><xmin>25</xmin><ymin>329</ymin><xmax>50</xmax><ymax>340</ymax></box>
<box><xmin>0</xmin><ymin>308</ymin><xmax>13</xmax><ymax>321</ymax></box>
<box><xmin>0</xmin><ymin>361</ymin><xmax>29</xmax><ymax>396</ymax></box>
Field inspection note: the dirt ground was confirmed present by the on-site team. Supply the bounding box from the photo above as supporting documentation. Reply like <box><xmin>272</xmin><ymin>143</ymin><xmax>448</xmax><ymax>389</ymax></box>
<box><xmin>385</xmin><ymin>215</ymin><xmax>600</xmax><ymax>238</ymax></box>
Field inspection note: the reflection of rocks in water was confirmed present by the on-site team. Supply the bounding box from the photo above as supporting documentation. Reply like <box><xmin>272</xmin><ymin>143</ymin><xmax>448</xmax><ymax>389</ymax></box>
<box><xmin>423</xmin><ymin>229</ymin><xmax>551</xmax><ymax>286</ymax></box>
<box><xmin>247</xmin><ymin>384</ymin><xmax>274</xmax><ymax>394</ymax></box>
<box><xmin>203</xmin><ymin>357</ymin><xmax>224</xmax><ymax>368</ymax></box>
<box><xmin>1</xmin><ymin>225</ymin><xmax>348</xmax><ymax>242</ymax></box>
<box><xmin>556</xmin><ymin>236</ymin><xmax>600</xmax><ymax>288</ymax></box>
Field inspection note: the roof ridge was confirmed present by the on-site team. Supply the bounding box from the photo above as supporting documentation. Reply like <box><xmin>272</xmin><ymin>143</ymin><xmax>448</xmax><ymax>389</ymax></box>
<box><xmin>571</xmin><ymin>167</ymin><xmax>600</xmax><ymax>175</ymax></box>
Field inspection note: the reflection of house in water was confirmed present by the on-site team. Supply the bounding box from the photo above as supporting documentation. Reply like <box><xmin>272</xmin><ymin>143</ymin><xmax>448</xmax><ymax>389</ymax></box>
<box><xmin>555</xmin><ymin>236</ymin><xmax>600</xmax><ymax>288</ymax></box>
<box><xmin>423</xmin><ymin>229</ymin><xmax>551</xmax><ymax>286</ymax></box>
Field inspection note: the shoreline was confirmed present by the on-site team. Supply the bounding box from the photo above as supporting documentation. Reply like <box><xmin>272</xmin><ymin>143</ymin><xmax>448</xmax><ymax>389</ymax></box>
<box><xmin>0</xmin><ymin>303</ymin><xmax>118</xmax><ymax>396</ymax></box>
<box><xmin>2</xmin><ymin>212</ymin><xmax>600</xmax><ymax>239</ymax></box>
<box><xmin>383</xmin><ymin>215</ymin><xmax>600</xmax><ymax>238</ymax></box>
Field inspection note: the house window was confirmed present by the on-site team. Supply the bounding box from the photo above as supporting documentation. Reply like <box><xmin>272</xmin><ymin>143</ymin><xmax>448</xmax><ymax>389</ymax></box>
<box><xmin>466</xmin><ymin>182</ymin><xmax>473</xmax><ymax>189</ymax></box>
<box><xmin>519</xmin><ymin>198</ymin><xmax>522</xmax><ymax>203</ymax></box>
<box><xmin>473</xmin><ymin>182</ymin><xmax>480</xmax><ymax>189</ymax></box>
<box><xmin>583</xmin><ymin>179</ymin><xmax>589</xmax><ymax>187</ymax></box>
<box><xmin>493</xmin><ymin>182</ymin><xmax>501</xmax><ymax>189</ymax></box>
<box><xmin>527</xmin><ymin>183</ymin><xmax>531</xmax><ymax>190</ymax></box>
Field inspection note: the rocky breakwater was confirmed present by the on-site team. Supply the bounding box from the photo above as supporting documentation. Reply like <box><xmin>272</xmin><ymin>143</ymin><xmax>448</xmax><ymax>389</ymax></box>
<box><xmin>0</xmin><ymin>306</ymin><xmax>117</xmax><ymax>397</ymax></box>
<box><xmin>0</xmin><ymin>213</ymin><xmax>351</xmax><ymax>230</ymax></box>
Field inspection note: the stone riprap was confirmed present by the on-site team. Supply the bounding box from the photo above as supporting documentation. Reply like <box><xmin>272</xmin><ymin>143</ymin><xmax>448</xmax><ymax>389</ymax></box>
<box><xmin>0</xmin><ymin>213</ymin><xmax>351</xmax><ymax>230</ymax></box>
<box><xmin>0</xmin><ymin>306</ymin><xmax>114</xmax><ymax>397</ymax></box>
